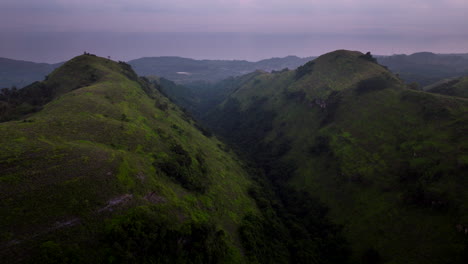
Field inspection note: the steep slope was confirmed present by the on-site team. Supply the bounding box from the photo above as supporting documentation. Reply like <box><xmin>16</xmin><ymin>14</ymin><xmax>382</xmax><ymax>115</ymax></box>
<box><xmin>0</xmin><ymin>55</ymin><xmax>120</xmax><ymax>122</ymax></box>
<box><xmin>0</xmin><ymin>58</ymin><xmax>61</xmax><ymax>89</ymax></box>
<box><xmin>156</xmin><ymin>71</ymin><xmax>266</xmax><ymax>119</ymax></box>
<box><xmin>201</xmin><ymin>50</ymin><xmax>468</xmax><ymax>264</ymax></box>
<box><xmin>0</xmin><ymin>54</ymin><xmax>259</xmax><ymax>263</ymax></box>
<box><xmin>128</xmin><ymin>56</ymin><xmax>314</xmax><ymax>84</ymax></box>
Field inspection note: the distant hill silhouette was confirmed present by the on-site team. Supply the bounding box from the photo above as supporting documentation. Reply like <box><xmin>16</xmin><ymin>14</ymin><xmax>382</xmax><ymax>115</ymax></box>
<box><xmin>377</xmin><ymin>52</ymin><xmax>468</xmax><ymax>86</ymax></box>
<box><xmin>0</xmin><ymin>57</ymin><xmax>62</xmax><ymax>88</ymax></box>
<box><xmin>128</xmin><ymin>56</ymin><xmax>315</xmax><ymax>84</ymax></box>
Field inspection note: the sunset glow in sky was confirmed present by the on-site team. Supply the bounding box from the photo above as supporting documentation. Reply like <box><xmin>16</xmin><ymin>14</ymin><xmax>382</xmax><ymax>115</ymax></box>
<box><xmin>1</xmin><ymin>0</ymin><xmax>467</xmax><ymax>62</ymax></box>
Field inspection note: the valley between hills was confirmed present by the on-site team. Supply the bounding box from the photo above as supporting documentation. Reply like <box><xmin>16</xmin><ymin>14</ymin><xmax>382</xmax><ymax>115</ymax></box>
<box><xmin>0</xmin><ymin>50</ymin><xmax>467</xmax><ymax>264</ymax></box>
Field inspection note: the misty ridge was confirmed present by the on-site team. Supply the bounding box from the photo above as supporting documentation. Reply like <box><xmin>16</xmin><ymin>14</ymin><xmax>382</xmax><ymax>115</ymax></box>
<box><xmin>1</xmin><ymin>1</ymin><xmax>468</xmax><ymax>264</ymax></box>
<box><xmin>2</xmin><ymin>51</ymin><xmax>468</xmax><ymax>89</ymax></box>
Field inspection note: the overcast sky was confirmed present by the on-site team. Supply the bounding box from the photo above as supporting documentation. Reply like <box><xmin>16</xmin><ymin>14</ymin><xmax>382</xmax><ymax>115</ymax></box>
<box><xmin>1</xmin><ymin>0</ymin><xmax>467</xmax><ymax>62</ymax></box>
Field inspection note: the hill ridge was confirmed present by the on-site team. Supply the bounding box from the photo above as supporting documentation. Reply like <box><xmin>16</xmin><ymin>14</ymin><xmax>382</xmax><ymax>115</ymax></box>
<box><xmin>176</xmin><ymin>49</ymin><xmax>468</xmax><ymax>264</ymax></box>
<box><xmin>0</xmin><ymin>54</ymin><xmax>259</xmax><ymax>263</ymax></box>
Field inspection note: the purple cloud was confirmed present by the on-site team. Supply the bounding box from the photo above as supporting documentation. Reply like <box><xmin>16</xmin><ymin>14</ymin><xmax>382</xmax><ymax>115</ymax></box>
<box><xmin>0</xmin><ymin>0</ymin><xmax>467</xmax><ymax>61</ymax></box>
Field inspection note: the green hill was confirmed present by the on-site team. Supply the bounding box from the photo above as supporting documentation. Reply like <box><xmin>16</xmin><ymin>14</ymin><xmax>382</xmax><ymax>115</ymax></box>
<box><xmin>197</xmin><ymin>50</ymin><xmax>468</xmax><ymax>264</ymax></box>
<box><xmin>424</xmin><ymin>76</ymin><xmax>468</xmax><ymax>98</ymax></box>
<box><xmin>0</xmin><ymin>54</ymin><xmax>261</xmax><ymax>263</ymax></box>
<box><xmin>2</xmin><ymin>50</ymin><xmax>467</xmax><ymax>264</ymax></box>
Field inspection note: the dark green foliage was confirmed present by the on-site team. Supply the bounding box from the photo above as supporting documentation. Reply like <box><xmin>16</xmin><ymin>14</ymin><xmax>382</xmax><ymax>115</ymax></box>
<box><xmin>120</xmin><ymin>114</ymin><xmax>129</xmax><ymax>122</ymax></box>
<box><xmin>34</xmin><ymin>241</ymin><xmax>83</xmax><ymax>264</ymax></box>
<box><xmin>272</xmin><ymin>68</ymin><xmax>290</xmax><ymax>74</ymax></box>
<box><xmin>118</xmin><ymin>61</ymin><xmax>139</xmax><ymax>82</ymax></box>
<box><xmin>168</xmin><ymin>49</ymin><xmax>468</xmax><ymax>263</ymax></box>
<box><xmin>215</xmin><ymin>104</ymin><xmax>352</xmax><ymax>264</ymax></box>
<box><xmin>136</xmin><ymin>77</ymin><xmax>158</xmax><ymax>99</ymax></box>
<box><xmin>0</xmin><ymin>54</ymin><xmax>257</xmax><ymax>264</ymax></box>
<box><xmin>0</xmin><ymin>83</ymin><xmax>45</xmax><ymax>121</ymax></box>
<box><xmin>295</xmin><ymin>61</ymin><xmax>315</xmax><ymax>79</ymax></box>
<box><xmin>239</xmin><ymin>213</ymin><xmax>290</xmax><ymax>264</ymax></box>
<box><xmin>401</xmin><ymin>184</ymin><xmax>451</xmax><ymax>211</ymax></box>
<box><xmin>103</xmin><ymin>206</ymin><xmax>231</xmax><ymax>264</ymax></box>
<box><xmin>0</xmin><ymin>55</ymin><xmax>118</xmax><ymax>122</ymax></box>
<box><xmin>426</xmin><ymin>77</ymin><xmax>468</xmax><ymax>98</ymax></box>
<box><xmin>0</xmin><ymin>57</ymin><xmax>106</xmax><ymax>122</ymax></box>
<box><xmin>199</xmin><ymin>81</ymin><xmax>351</xmax><ymax>263</ymax></box>
<box><xmin>240</xmin><ymin>180</ymin><xmax>351</xmax><ymax>264</ymax></box>
<box><xmin>194</xmin><ymin>122</ymin><xmax>213</xmax><ymax>137</ymax></box>
<box><xmin>407</xmin><ymin>82</ymin><xmax>421</xmax><ymax>90</ymax></box>
<box><xmin>320</xmin><ymin>91</ymin><xmax>341</xmax><ymax>126</ymax></box>
<box><xmin>180</xmin><ymin>107</ymin><xmax>194</xmax><ymax>123</ymax></box>
<box><xmin>355</xmin><ymin>76</ymin><xmax>390</xmax><ymax>95</ymax></box>
<box><xmin>309</xmin><ymin>136</ymin><xmax>331</xmax><ymax>155</ymax></box>
<box><xmin>207</xmin><ymin>97</ymin><xmax>276</xmax><ymax>156</ymax></box>
<box><xmin>155</xmin><ymin>100</ymin><xmax>169</xmax><ymax>111</ymax></box>
<box><xmin>153</xmin><ymin>144</ymin><xmax>209</xmax><ymax>192</ymax></box>
<box><xmin>361</xmin><ymin>248</ymin><xmax>383</xmax><ymax>264</ymax></box>
<box><xmin>427</xmin><ymin>79</ymin><xmax>459</xmax><ymax>94</ymax></box>
<box><xmin>284</xmin><ymin>89</ymin><xmax>307</xmax><ymax>102</ymax></box>
<box><xmin>171</xmin><ymin>124</ymin><xmax>185</xmax><ymax>135</ymax></box>
<box><xmin>279</xmin><ymin>188</ymin><xmax>351</xmax><ymax>264</ymax></box>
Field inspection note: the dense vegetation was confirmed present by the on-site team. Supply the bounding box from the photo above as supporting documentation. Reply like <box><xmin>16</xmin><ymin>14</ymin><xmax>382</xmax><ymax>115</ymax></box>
<box><xmin>424</xmin><ymin>76</ymin><xmax>468</xmax><ymax>98</ymax></box>
<box><xmin>1</xmin><ymin>50</ymin><xmax>468</xmax><ymax>264</ymax></box>
<box><xmin>172</xmin><ymin>50</ymin><xmax>468</xmax><ymax>264</ymax></box>
<box><xmin>0</xmin><ymin>54</ymin><xmax>260</xmax><ymax>263</ymax></box>
<box><xmin>35</xmin><ymin>206</ymin><xmax>232</xmax><ymax>264</ymax></box>
<box><xmin>0</xmin><ymin>56</ymin><xmax>111</xmax><ymax>122</ymax></box>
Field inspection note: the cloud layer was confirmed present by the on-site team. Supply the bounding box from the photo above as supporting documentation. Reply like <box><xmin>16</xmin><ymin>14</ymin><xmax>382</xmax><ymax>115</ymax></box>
<box><xmin>1</xmin><ymin>0</ymin><xmax>467</xmax><ymax>35</ymax></box>
<box><xmin>0</xmin><ymin>0</ymin><xmax>467</xmax><ymax>61</ymax></box>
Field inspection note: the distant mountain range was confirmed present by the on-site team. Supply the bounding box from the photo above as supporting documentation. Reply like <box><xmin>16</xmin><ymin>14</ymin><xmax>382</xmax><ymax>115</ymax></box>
<box><xmin>376</xmin><ymin>52</ymin><xmax>468</xmax><ymax>86</ymax></box>
<box><xmin>0</xmin><ymin>58</ymin><xmax>62</xmax><ymax>89</ymax></box>
<box><xmin>2</xmin><ymin>52</ymin><xmax>468</xmax><ymax>89</ymax></box>
<box><xmin>127</xmin><ymin>56</ymin><xmax>316</xmax><ymax>84</ymax></box>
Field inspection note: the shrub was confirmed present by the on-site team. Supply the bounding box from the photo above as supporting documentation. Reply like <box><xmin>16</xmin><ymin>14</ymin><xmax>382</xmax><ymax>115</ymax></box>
<box><xmin>103</xmin><ymin>206</ymin><xmax>231</xmax><ymax>264</ymax></box>
<box><xmin>355</xmin><ymin>76</ymin><xmax>390</xmax><ymax>95</ymax></box>
<box><xmin>295</xmin><ymin>61</ymin><xmax>315</xmax><ymax>79</ymax></box>
<box><xmin>153</xmin><ymin>144</ymin><xmax>209</xmax><ymax>192</ymax></box>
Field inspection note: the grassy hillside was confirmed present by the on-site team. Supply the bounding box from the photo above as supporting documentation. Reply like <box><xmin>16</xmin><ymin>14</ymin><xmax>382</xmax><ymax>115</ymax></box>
<box><xmin>200</xmin><ymin>50</ymin><xmax>468</xmax><ymax>264</ymax></box>
<box><xmin>424</xmin><ymin>76</ymin><xmax>468</xmax><ymax>98</ymax></box>
<box><xmin>0</xmin><ymin>54</ymin><xmax>260</xmax><ymax>263</ymax></box>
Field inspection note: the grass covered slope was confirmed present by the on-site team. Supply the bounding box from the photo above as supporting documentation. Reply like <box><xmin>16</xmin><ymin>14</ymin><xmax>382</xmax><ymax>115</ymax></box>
<box><xmin>0</xmin><ymin>54</ymin><xmax>258</xmax><ymax>263</ymax></box>
<box><xmin>425</xmin><ymin>76</ymin><xmax>468</xmax><ymax>98</ymax></box>
<box><xmin>203</xmin><ymin>50</ymin><xmax>468</xmax><ymax>264</ymax></box>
